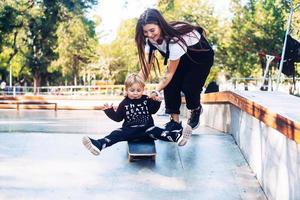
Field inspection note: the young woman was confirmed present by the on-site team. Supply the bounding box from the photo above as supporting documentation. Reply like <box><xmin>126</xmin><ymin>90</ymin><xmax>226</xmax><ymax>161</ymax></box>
<box><xmin>135</xmin><ymin>8</ymin><xmax>214</xmax><ymax>131</ymax></box>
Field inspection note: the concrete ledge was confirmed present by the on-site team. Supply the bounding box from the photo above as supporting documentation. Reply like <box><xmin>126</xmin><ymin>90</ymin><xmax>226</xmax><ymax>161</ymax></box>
<box><xmin>196</xmin><ymin>91</ymin><xmax>300</xmax><ymax>200</ymax></box>
<box><xmin>201</xmin><ymin>104</ymin><xmax>231</xmax><ymax>133</ymax></box>
<box><xmin>200</xmin><ymin>91</ymin><xmax>300</xmax><ymax>144</ymax></box>
<box><xmin>230</xmin><ymin>104</ymin><xmax>300</xmax><ymax>200</ymax></box>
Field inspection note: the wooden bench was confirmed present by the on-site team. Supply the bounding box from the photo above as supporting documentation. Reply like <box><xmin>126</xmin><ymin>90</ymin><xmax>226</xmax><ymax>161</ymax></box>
<box><xmin>0</xmin><ymin>101</ymin><xmax>57</xmax><ymax>111</ymax></box>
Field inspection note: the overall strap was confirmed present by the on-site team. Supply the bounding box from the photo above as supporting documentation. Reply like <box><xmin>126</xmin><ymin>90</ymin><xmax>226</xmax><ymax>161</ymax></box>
<box><xmin>147</xmin><ymin>39</ymin><xmax>170</xmax><ymax>65</ymax></box>
<box><xmin>195</xmin><ymin>26</ymin><xmax>204</xmax><ymax>35</ymax></box>
<box><xmin>195</xmin><ymin>26</ymin><xmax>212</xmax><ymax>50</ymax></box>
<box><xmin>164</xmin><ymin>40</ymin><xmax>170</xmax><ymax>65</ymax></box>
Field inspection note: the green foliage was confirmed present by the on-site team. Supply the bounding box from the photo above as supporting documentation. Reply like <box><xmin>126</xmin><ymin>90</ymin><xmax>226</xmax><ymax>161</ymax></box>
<box><xmin>51</xmin><ymin>14</ymin><xmax>98</xmax><ymax>85</ymax></box>
<box><xmin>221</xmin><ymin>0</ymin><xmax>289</xmax><ymax>80</ymax></box>
<box><xmin>94</xmin><ymin>19</ymin><xmax>139</xmax><ymax>84</ymax></box>
<box><xmin>1</xmin><ymin>0</ymin><xmax>300</xmax><ymax>88</ymax></box>
<box><xmin>0</xmin><ymin>0</ymin><xmax>97</xmax><ymax>87</ymax></box>
<box><xmin>0</xmin><ymin>5</ymin><xmax>21</xmax><ymax>44</ymax></box>
<box><xmin>0</xmin><ymin>1</ymin><xmax>30</xmax><ymax>83</ymax></box>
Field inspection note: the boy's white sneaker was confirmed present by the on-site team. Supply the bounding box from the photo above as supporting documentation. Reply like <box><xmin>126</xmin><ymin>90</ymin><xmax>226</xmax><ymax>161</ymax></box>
<box><xmin>177</xmin><ymin>124</ymin><xmax>193</xmax><ymax>146</ymax></box>
<box><xmin>82</xmin><ymin>136</ymin><xmax>101</xmax><ymax>156</ymax></box>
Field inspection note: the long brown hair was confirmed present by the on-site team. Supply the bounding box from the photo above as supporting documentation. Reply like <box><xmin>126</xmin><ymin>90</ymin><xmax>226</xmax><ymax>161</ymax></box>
<box><xmin>135</xmin><ymin>8</ymin><xmax>199</xmax><ymax>79</ymax></box>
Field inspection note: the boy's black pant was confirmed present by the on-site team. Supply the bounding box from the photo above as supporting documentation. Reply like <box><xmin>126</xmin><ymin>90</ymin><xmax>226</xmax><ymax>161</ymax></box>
<box><xmin>164</xmin><ymin>46</ymin><xmax>214</xmax><ymax>114</ymax></box>
<box><xmin>96</xmin><ymin>125</ymin><xmax>181</xmax><ymax>150</ymax></box>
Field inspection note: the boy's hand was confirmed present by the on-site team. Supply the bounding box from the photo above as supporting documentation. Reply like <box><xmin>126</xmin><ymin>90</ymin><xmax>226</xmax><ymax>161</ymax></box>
<box><xmin>149</xmin><ymin>90</ymin><xmax>161</xmax><ymax>101</ymax></box>
<box><xmin>103</xmin><ymin>103</ymin><xmax>113</xmax><ymax>110</ymax></box>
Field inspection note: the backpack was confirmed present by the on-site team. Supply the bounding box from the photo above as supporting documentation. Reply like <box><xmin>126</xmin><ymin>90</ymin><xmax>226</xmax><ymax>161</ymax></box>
<box><xmin>281</xmin><ymin>34</ymin><xmax>300</xmax><ymax>76</ymax></box>
<box><xmin>205</xmin><ymin>81</ymin><xmax>219</xmax><ymax>93</ymax></box>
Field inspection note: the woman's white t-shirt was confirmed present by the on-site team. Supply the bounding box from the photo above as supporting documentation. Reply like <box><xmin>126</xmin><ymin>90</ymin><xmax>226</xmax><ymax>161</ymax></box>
<box><xmin>145</xmin><ymin>30</ymin><xmax>201</xmax><ymax>61</ymax></box>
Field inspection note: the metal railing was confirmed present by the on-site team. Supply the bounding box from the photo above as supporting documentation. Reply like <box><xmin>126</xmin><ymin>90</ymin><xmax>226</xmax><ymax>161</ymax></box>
<box><xmin>1</xmin><ymin>78</ymin><xmax>299</xmax><ymax>97</ymax></box>
<box><xmin>222</xmin><ymin>77</ymin><xmax>300</xmax><ymax>95</ymax></box>
<box><xmin>0</xmin><ymin>84</ymin><xmax>158</xmax><ymax>97</ymax></box>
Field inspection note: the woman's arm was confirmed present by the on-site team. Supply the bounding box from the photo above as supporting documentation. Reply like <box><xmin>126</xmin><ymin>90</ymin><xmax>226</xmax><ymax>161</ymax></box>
<box><xmin>155</xmin><ymin>59</ymin><xmax>180</xmax><ymax>92</ymax></box>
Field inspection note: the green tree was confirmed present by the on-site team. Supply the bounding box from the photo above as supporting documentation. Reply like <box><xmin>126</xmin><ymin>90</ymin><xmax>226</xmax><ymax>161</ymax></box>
<box><xmin>93</xmin><ymin>18</ymin><xmax>140</xmax><ymax>85</ymax></box>
<box><xmin>0</xmin><ymin>0</ymin><xmax>32</xmax><ymax>84</ymax></box>
<box><xmin>24</xmin><ymin>0</ymin><xmax>97</xmax><ymax>89</ymax></box>
<box><xmin>51</xmin><ymin>15</ymin><xmax>98</xmax><ymax>85</ymax></box>
<box><xmin>0</xmin><ymin>0</ymin><xmax>97</xmax><ymax>89</ymax></box>
<box><xmin>108</xmin><ymin>19</ymin><xmax>139</xmax><ymax>84</ymax></box>
<box><xmin>222</xmin><ymin>0</ymin><xmax>289</xmax><ymax>81</ymax></box>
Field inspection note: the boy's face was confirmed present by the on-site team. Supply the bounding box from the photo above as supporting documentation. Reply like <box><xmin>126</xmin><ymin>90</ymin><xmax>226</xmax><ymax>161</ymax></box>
<box><xmin>126</xmin><ymin>83</ymin><xmax>144</xmax><ymax>100</ymax></box>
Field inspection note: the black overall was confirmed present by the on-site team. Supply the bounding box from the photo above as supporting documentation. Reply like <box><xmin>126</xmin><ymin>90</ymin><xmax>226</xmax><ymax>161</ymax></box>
<box><xmin>148</xmin><ymin>27</ymin><xmax>214</xmax><ymax>114</ymax></box>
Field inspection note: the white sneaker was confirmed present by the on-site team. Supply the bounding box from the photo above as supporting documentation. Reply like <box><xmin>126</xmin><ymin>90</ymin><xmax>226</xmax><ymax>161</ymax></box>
<box><xmin>177</xmin><ymin>125</ymin><xmax>192</xmax><ymax>146</ymax></box>
<box><xmin>82</xmin><ymin>136</ymin><xmax>101</xmax><ymax>156</ymax></box>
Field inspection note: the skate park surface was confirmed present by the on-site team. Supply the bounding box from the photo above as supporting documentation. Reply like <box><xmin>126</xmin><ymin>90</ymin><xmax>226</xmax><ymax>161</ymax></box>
<box><xmin>0</xmin><ymin>90</ymin><xmax>299</xmax><ymax>200</ymax></box>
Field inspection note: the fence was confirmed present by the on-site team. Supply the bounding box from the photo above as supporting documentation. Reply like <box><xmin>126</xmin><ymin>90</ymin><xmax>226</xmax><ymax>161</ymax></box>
<box><xmin>1</xmin><ymin>78</ymin><xmax>299</xmax><ymax>97</ymax></box>
<box><xmin>220</xmin><ymin>77</ymin><xmax>300</xmax><ymax>95</ymax></box>
<box><xmin>0</xmin><ymin>84</ymin><xmax>158</xmax><ymax>97</ymax></box>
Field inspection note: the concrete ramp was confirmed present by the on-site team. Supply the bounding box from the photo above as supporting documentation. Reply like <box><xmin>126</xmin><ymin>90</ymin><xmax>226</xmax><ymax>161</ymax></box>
<box><xmin>0</xmin><ymin>110</ymin><xmax>266</xmax><ymax>200</ymax></box>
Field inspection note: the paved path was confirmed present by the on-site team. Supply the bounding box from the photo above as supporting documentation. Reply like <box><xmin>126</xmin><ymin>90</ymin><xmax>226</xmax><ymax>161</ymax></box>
<box><xmin>0</xmin><ymin>110</ymin><xmax>266</xmax><ymax>200</ymax></box>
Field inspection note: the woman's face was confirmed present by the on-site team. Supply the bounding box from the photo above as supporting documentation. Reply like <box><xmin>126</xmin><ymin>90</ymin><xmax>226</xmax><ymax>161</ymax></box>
<box><xmin>143</xmin><ymin>23</ymin><xmax>161</xmax><ymax>43</ymax></box>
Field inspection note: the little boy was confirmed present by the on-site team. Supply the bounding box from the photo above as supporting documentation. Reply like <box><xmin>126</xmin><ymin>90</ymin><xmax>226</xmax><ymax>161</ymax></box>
<box><xmin>82</xmin><ymin>73</ymin><xmax>192</xmax><ymax>155</ymax></box>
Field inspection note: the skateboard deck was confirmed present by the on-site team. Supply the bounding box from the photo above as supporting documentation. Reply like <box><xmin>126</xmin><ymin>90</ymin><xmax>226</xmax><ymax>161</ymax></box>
<box><xmin>127</xmin><ymin>140</ymin><xmax>156</xmax><ymax>162</ymax></box>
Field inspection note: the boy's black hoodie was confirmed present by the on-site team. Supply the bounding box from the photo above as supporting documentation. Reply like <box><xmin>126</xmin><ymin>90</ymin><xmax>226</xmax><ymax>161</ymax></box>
<box><xmin>104</xmin><ymin>95</ymin><xmax>161</xmax><ymax>127</ymax></box>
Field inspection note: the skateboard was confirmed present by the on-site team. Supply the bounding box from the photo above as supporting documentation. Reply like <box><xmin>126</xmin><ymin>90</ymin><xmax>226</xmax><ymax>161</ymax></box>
<box><xmin>127</xmin><ymin>139</ymin><xmax>156</xmax><ymax>162</ymax></box>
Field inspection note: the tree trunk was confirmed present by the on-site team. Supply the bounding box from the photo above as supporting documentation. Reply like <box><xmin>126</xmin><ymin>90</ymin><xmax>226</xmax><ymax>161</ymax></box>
<box><xmin>72</xmin><ymin>56</ymin><xmax>79</xmax><ymax>86</ymax></box>
<box><xmin>74</xmin><ymin>75</ymin><xmax>77</xmax><ymax>86</ymax></box>
<box><xmin>33</xmin><ymin>71</ymin><xmax>41</xmax><ymax>95</ymax></box>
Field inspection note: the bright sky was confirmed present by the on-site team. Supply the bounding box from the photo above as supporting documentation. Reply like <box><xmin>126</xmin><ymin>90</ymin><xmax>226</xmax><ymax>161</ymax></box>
<box><xmin>92</xmin><ymin>0</ymin><xmax>231</xmax><ymax>43</ymax></box>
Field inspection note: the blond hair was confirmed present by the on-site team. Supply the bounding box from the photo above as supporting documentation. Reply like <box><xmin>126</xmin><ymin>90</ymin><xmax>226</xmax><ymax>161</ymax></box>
<box><xmin>124</xmin><ymin>73</ymin><xmax>145</xmax><ymax>90</ymax></box>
